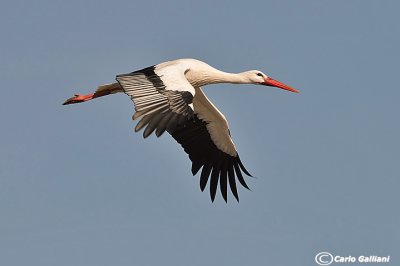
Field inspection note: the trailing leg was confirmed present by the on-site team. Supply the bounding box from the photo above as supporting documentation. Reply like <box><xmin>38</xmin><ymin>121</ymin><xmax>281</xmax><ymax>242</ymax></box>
<box><xmin>63</xmin><ymin>83</ymin><xmax>123</xmax><ymax>105</ymax></box>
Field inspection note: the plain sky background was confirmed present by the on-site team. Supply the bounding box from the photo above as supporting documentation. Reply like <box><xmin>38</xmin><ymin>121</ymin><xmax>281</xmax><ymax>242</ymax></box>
<box><xmin>1</xmin><ymin>0</ymin><xmax>399</xmax><ymax>265</ymax></box>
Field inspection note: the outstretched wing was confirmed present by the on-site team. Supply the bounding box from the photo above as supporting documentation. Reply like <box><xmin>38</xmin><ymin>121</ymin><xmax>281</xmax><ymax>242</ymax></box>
<box><xmin>117</xmin><ymin>65</ymin><xmax>251</xmax><ymax>202</ymax></box>
<box><xmin>116</xmin><ymin>65</ymin><xmax>195</xmax><ymax>138</ymax></box>
<box><xmin>169</xmin><ymin>88</ymin><xmax>252</xmax><ymax>202</ymax></box>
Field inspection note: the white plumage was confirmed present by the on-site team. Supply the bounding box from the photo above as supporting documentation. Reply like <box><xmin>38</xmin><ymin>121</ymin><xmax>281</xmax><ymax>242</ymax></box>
<box><xmin>64</xmin><ymin>58</ymin><xmax>298</xmax><ymax>202</ymax></box>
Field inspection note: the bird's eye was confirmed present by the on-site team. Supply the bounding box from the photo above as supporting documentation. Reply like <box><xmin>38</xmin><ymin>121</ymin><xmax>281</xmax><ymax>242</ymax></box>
<box><xmin>256</xmin><ymin>73</ymin><xmax>263</xmax><ymax>77</ymax></box>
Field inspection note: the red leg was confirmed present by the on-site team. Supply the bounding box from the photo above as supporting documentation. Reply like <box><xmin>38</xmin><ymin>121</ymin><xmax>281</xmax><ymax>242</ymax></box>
<box><xmin>63</xmin><ymin>93</ymin><xmax>95</xmax><ymax>105</ymax></box>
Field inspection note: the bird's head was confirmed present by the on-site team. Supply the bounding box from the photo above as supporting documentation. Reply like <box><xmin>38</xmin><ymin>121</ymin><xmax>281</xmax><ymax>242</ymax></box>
<box><xmin>245</xmin><ymin>70</ymin><xmax>299</xmax><ymax>93</ymax></box>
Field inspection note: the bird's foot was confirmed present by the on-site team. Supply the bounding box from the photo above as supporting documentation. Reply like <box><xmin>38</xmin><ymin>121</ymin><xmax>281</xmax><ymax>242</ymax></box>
<box><xmin>63</xmin><ymin>93</ymin><xmax>94</xmax><ymax>105</ymax></box>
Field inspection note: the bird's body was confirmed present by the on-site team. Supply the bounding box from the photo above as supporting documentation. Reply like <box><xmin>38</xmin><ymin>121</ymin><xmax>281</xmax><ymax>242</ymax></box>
<box><xmin>64</xmin><ymin>58</ymin><xmax>298</xmax><ymax>202</ymax></box>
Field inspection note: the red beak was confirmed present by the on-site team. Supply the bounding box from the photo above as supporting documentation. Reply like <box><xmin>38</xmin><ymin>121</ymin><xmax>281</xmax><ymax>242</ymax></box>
<box><xmin>263</xmin><ymin>77</ymin><xmax>299</xmax><ymax>93</ymax></box>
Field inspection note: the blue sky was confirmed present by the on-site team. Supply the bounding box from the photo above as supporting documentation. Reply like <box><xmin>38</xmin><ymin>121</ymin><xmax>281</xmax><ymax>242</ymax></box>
<box><xmin>1</xmin><ymin>1</ymin><xmax>399</xmax><ymax>265</ymax></box>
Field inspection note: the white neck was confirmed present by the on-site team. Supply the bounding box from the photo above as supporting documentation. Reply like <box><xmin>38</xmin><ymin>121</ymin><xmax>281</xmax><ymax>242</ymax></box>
<box><xmin>185</xmin><ymin>64</ymin><xmax>251</xmax><ymax>87</ymax></box>
<box><xmin>207</xmin><ymin>70</ymin><xmax>250</xmax><ymax>84</ymax></box>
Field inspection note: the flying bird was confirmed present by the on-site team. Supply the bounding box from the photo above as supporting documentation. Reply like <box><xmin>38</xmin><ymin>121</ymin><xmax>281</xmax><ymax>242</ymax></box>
<box><xmin>63</xmin><ymin>58</ymin><xmax>298</xmax><ymax>202</ymax></box>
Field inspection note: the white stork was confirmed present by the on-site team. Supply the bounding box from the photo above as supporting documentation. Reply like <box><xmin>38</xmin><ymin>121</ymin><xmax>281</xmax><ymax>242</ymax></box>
<box><xmin>63</xmin><ymin>58</ymin><xmax>298</xmax><ymax>202</ymax></box>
